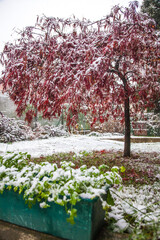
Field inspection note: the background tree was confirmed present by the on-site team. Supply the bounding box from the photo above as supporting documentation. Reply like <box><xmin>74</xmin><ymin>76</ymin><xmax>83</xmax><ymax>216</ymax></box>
<box><xmin>141</xmin><ymin>0</ymin><xmax>160</xmax><ymax>29</ymax></box>
<box><xmin>0</xmin><ymin>1</ymin><xmax>160</xmax><ymax>156</ymax></box>
<box><xmin>141</xmin><ymin>0</ymin><xmax>160</xmax><ymax>113</ymax></box>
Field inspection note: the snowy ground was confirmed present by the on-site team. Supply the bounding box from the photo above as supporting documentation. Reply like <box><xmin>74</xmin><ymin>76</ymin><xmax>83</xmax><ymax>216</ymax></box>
<box><xmin>0</xmin><ymin>133</ymin><xmax>160</xmax><ymax>157</ymax></box>
<box><xmin>109</xmin><ymin>182</ymin><xmax>160</xmax><ymax>233</ymax></box>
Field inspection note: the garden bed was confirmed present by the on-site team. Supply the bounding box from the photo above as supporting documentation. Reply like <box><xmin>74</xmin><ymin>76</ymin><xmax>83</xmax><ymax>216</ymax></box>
<box><xmin>0</xmin><ymin>152</ymin><xmax>122</xmax><ymax>240</ymax></box>
<box><xmin>0</xmin><ymin>188</ymin><xmax>107</xmax><ymax>240</ymax></box>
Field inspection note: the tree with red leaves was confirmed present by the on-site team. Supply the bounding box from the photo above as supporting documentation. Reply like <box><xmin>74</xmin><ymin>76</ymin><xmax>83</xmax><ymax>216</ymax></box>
<box><xmin>0</xmin><ymin>1</ymin><xmax>160</xmax><ymax>156</ymax></box>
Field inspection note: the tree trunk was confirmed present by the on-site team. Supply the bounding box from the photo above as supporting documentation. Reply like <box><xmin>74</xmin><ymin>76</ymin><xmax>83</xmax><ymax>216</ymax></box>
<box><xmin>61</xmin><ymin>109</ymin><xmax>64</xmax><ymax>126</ymax></box>
<box><xmin>124</xmin><ymin>96</ymin><xmax>131</xmax><ymax>157</ymax></box>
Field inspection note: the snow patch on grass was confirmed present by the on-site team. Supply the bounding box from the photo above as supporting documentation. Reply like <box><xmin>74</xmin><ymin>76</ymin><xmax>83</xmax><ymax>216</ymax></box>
<box><xmin>108</xmin><ymin>183</ymin><xmax>160</xmax><ymax>232</ymax></box>
<box><xmin>0</xmin><ymin>134</ymin><xmax>159</xmax><ymax>158</ymax></box>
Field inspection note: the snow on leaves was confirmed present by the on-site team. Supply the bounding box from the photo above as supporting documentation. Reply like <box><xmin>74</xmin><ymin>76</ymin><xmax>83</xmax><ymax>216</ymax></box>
<box><xmin>0</xmin><ymin>1</ymin><xmax>159</xmax><ymax>128</ymax></box>
<box><xmin>0</xmin><ymin>114</ymin><xmax>68</xmax><ymax>143</ymax></box>
<box><xmin>0</xmin><ymin>152</ymin><xmax>122</xmax><ymax>224</ymax></box>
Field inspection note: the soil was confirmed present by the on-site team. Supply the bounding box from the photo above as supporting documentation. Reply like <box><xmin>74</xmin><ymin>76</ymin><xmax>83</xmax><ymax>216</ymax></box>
<box><xmin>0</xmin><ymin>220</ymin><xmax>128</xmax><ymax>240</ymax></box>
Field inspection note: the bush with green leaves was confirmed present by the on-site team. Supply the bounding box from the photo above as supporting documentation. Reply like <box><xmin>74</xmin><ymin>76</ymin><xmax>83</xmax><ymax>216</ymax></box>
<box><xmin>0</xmin><ymin>152</ymin><xmax>123</xmax><ymax>224</ymax></box>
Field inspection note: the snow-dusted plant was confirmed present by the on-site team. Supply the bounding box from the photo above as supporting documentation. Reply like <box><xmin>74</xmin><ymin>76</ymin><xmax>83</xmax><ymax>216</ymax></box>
<box><xmin>0</xmin><ymin>114</ymin><xmax>69</xmax><ymax>143</ymax></box>
<box><xmin>0</xmin><ymin>152</ymin><xmax>122</xmax><ymax>224</ymax></box>
<box><xmin>108</xmin><ymin>184</ymin><xmax>160</xmax><ymax>235</ymax></box>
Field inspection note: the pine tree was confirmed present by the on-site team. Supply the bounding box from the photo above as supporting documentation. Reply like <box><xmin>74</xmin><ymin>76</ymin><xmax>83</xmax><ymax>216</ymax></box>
<box><xmin>141</xmin><ymin>0</ymin><xmax>160</xmax><ymax>113</ymax></box>
<box><xmin>141</xmin><ymin>0</ymin><xmax>160</xmax><ymax>29</ymax></box>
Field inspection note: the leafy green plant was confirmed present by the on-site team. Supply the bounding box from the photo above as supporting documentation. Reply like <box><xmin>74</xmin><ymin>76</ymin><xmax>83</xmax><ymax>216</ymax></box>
<box><xmin>0</xmin><ymin>152</ymin><xmax>123</xmax><ymax>224</ymax></box>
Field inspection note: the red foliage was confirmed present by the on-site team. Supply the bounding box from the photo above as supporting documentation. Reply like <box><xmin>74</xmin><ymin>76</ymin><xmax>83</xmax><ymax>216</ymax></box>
<box><xmin>0</xmin><ymin>2</ymin><xmax>160</xmax><ymax>155</ymax></box>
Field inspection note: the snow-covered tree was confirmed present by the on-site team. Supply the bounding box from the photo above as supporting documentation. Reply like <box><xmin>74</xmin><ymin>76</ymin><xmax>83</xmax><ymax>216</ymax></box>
<box><xmin>0</xmin><ymin>1</ymin><xmax>160</xmax><ymax>156</ymax></box>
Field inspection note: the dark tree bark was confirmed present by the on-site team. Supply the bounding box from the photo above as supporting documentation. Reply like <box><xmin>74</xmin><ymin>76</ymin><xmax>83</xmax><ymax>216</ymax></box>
<box><xmin>121</xmin><ymin>75</ymin><xmax>131</xmax><ymax>157</ymax></box>
<box><xmin>124</xmin><ymin>96</ymin><xmax>131</xmax><ymax>157</ymax></box>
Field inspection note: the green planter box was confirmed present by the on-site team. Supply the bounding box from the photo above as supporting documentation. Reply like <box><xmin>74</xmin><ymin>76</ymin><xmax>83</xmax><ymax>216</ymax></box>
<box><xmin>0</xmin><ymin>189</ymin><xmax>106</xmax><ymax>240</ymax></box>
